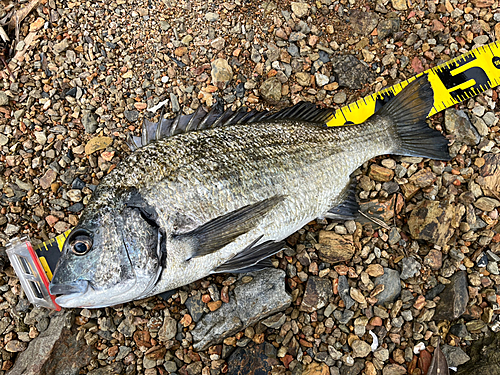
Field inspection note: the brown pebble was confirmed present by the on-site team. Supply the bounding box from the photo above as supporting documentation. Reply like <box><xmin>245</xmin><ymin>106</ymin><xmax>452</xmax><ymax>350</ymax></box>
<box><xmin>180</xmin><ymin>314</ymin><xmax>193</xmax><ymax>327</ymax></box>
<box><xmin>366</xmin><ymin>264</ymin><xmax>384</xmax><ymax>277</ymax></box>
<box><xmin>368</xmin><ymin>164</ymin><xmax>394</xmax><ymax>182</ymax></box>
<box><xmin>207</xmin><ymin>300</ymin><xmax>222</xmax><ymax>311</ymax></box>
<box><xmin>50</xmin><ymin>182</ymin><xmax>60</xmax><ymax>193</ymax></box>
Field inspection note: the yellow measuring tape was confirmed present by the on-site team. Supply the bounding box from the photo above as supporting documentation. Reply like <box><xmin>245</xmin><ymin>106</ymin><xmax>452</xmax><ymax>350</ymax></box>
<box><xmin>327</xmin><ymin>41</ymin><xmax>500</xmax><ymax>126</ymax></box>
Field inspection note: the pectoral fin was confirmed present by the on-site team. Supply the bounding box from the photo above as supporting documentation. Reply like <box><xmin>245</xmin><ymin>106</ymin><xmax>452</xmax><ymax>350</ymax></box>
<box><xmin>324</xmin><ymin>179</ymin><xmax>360</xmax><ymax>221</ymax></box>
<box><xmin>212</xmin><ymin>237</ymin><xmax>284</xmax><ymax>274</ymax></box>
<box><xmin>174</xmin><ymin>195</ymin><xmax>285</xmax><ymax>259</ymax></box>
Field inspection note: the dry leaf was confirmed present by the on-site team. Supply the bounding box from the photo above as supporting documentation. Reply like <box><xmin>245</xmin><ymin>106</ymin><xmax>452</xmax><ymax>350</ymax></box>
<box><xmin>85</xmin><ymin>136</ymin><xmax>112</xmax><ymax>155</ymax></box>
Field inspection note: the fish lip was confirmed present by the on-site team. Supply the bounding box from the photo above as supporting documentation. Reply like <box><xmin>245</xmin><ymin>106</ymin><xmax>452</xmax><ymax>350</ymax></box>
<box><xmin>49</xmin><ymin>279</ymin><xmax>89</xmax><ymax>296</ymax></box>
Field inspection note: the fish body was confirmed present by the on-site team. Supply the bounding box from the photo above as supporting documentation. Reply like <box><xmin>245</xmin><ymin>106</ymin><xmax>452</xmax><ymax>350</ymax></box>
<box><xmin>49</xmin><ymin>75</ymin><xmax>449</xmax><ymax>308</ymax></box>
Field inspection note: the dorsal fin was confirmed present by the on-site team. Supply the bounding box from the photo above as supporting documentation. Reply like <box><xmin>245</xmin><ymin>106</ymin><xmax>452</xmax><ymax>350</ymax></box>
<box><xmin>126</xmin><ymin>100</ymin><xmax>335</xmax><ymax>151</ymax></box>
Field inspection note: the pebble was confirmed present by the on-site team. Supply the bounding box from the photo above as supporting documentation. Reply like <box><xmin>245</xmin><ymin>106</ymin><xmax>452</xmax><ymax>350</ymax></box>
<box><xmin>211</xmin><ymin>58</ymin><xmax>232</xmax><ymax>88</ymax></box>
<box><xmin>0</xmin><ymin>91</ymin><xmax>9</xmax><ymax>106</ymax></box>
<box><xmin>290</xmin><ymin>2</ymin><xmax>310</xmax><ymax>18</ymax></box>
<box><xmin>205</xmin><ymin>12</ymin><xmax>219</xmax><ymax>22</ymax></box>
<box><xmin>333</xmin><ymin>92</ymin><xmax>346</xmax><ymax>104</ymax></box>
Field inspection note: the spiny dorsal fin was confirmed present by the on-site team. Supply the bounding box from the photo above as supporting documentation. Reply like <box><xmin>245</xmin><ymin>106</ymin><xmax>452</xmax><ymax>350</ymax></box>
<box><xmin>126</xmin><ymin>100</ymin><xmax>335</xmax><ymax>151</ymax></box>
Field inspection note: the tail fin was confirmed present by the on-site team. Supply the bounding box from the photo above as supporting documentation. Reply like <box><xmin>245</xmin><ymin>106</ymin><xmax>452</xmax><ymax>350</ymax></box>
<box><xmin>377</xmin><ymin>74</ymin><xmax>450</xmax><ymax>161</ymax></box>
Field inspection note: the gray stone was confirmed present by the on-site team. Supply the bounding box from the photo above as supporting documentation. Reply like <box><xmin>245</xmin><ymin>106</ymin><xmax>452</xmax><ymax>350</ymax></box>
<box><xmin>400</xmin><ymin>257</ymin><xmax>421</xmax><ymax>280</ymax></box>
<box><xmin>260</xmin><ymin>77</ymin><xmax>282</xmax><ymax>104</ymax></box>
<box><xmin>0</xmin><ymin>91</ymin><xmax>9</xmax><ymax>106</ymax></box>
<box><xmin>315</xmin><ymin>73</ymin><xmax>329</xmax><ymax>87</ymax></box>
<box><xmin>170</xmin><ymin>93</ymin><xmax>180</xmax><ymax>112</ymax></box>
<box><xmin>124</xmin><ymin>110</ymin><xmax>139</xmax><ymax>122</ymax></box>
<box><xmin>159</xmin><ymin>316</ymin><xmax>177</xmax><ymax>341</ymax></box>
<box><xmin>377</xmin><ymin>18</ymin><xmax>400</xmax><ymax>39</ymax></box>
<box><xmin>117</xmin><ymin>317</ymin><xmax>136</xmax><ymax>337</ymax></box>
<box><xmin>191</xmin><ymin>268</ymin><xmax>291</xmax><ymax>350</ymax></box>
<box><xmin>82</xmin><ymin>112</ymin><xmax>98</xmax><ymax>134</ymax></box>
<box><xmin>8</xmin><ymin>311</ymin><xmax>92</xmax><ymax>375</ymax></box>
<box><xmin>441</xmin><ymin>345</ymin><xmax>470</xmax><ymax>367</ymax></box>
<box><xmin>472</xmin><ymin>115</ymin><xmax>489</xmax><ymax>136</ymax></box>
<box><xmin>330</xmin><ymin>55</ymin><xmax>375</xmax><ymax>90</ymax></box>
<box><xmin>444</xmin><ymin>109</ymin><xmax>479</xmax><ymax>157</ymax></box>
<box><xmin>434</xmin><ymin>270</ymin><xmax>469</xmax><ymax>320</ymax></box>
<box><xmin>374</xmin><ymin>268</ymin><xmax>401</xmax><ymax>305</ymax></box>
<box><xmin>338</xmin><ymin>275</ymin><xmax>355</xmax><ymax>309</ymax></box>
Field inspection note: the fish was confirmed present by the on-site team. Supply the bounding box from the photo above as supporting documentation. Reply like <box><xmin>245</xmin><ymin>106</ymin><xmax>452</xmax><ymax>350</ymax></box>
<box><xmin>49</xmin><ymin>74</ymin><xmax>449</xmax><ymax>308</ymax></box>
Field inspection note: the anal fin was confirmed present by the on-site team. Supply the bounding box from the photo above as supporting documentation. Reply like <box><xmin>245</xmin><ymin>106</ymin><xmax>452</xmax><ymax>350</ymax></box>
<box><xmin>212</xmin><ymin>237</ymin><xmax>284</xmax><ymax>274</ymax></box>
<box><xmin>324</xmin><ymin>179</ymin><xmax>360</xmax><ymax>221</ymax></box>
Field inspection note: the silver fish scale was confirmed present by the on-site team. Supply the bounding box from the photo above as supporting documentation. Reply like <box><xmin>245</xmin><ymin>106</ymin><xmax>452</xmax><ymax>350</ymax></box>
<box><xmin>94</xmin><ymin>119</ymin><xmax>396</xmax><ymax>294</ymax></box>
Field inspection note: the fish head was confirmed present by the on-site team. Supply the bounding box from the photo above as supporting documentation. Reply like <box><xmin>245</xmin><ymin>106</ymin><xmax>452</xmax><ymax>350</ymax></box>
<box><xmin>49</xmin><ymin>190</ymin><xmax>163</xmax><ymax>308</ymax></box>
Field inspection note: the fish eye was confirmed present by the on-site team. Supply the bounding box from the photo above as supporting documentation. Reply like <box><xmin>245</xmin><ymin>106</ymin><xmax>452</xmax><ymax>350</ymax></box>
<box><xmin>69</xmin><ymin>231</ymin><xmax>93</xmax><ymax>256</ymax></box>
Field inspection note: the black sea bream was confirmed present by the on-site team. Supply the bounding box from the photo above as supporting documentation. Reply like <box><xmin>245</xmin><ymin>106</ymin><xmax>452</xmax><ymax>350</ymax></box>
<box><xmin>49</xmin><ymin>75</ymin><xmax>449</xmax><ymax>308</ymax></box>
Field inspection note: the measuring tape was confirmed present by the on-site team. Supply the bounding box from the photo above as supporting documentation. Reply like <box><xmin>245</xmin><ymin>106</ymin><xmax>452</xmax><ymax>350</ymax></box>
<box><xmin>327</xmin><ymin>41</ymin><xmax>500</xmax><ymax>126</ymax></box>
<box><xmin>6</xmin><ymin>41</ymin><xmax>500</xmax><ymax>310</ymax></box>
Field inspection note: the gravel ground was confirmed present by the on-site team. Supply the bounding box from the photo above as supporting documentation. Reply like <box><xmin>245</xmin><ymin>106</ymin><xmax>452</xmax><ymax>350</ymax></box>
<box><xmin>1</xmin><ymin>0</ymin><xmax>500</xmax><ymax>374</ymax></box>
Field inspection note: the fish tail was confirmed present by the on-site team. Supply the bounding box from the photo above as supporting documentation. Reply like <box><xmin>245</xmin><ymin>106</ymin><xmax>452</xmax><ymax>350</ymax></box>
<box><xmin>378</xmin><ymin>74</ymin><xmax>450</xmax><ymax>161</ymax></box>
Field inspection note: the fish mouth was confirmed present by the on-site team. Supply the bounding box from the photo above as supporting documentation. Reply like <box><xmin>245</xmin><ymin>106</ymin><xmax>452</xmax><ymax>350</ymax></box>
<box><xmin>49</xmin><ymin>279</ymin><xmax>89</xmax><ymax>296</ymax></box>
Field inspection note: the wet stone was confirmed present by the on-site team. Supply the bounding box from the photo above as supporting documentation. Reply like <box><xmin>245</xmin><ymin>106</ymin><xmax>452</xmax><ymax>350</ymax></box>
<box><xmin>374</xmin><ymin>268</ymin><xmax>401</xmax><ymax>305</ymax></box>
<box><xmin>300</xmin><ymin>276</ymin><xmax>334</xmax><ymax>312</ymax></box>
<box><xmin>211</xmin><ymin>58</ymin><xmax>232</xmax><ymax>89</ymax></box>
<box><xmin>434</xmin><ymin>270</ymin><xmax>469</xmax><ymax>320</ymax></box>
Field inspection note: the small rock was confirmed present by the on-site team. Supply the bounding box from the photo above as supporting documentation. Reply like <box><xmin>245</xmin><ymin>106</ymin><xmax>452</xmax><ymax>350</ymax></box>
<box><xmin>117</xmin><ymin>318</ymin><xmax>136</xmax><ymax>337</ymax></box>
<box><xmin>333</xmin><ymin>92</ymin><xmax>347</xmax><ymax>104</ymax></box>
<box><xmin>296</xmin><ymin>72</ymin><xmax>311</xmax><ymax>86</ymax></box>
<box><xmin>366</xmin><ymin>264</ymin><xmax>384</xmax><ymax>277</ymax></box>
<box><xmin>408</xmin><ymin>200</ymin><xmax>455</xmax><ymax>247</ymax></box>
<box><xmin>291</xmin><ymin>2</ymin><xmax>310</xmax><ymax>18</ymax></box>
<box><xmin>400</xmin><ymin>257</ymin><xmax>421</xmax><ymax>280</ymax></box>
<box><xmin>0</xmin><ymin>91</ymin><xmax>9</xmax><ymax>106</ymax></box>
<box><xmin>39</xmin><ymin>169</ymin><xmax>57</xmax><ymax>190</ymax></box>
<box><xmin>424</xmin><ymin>249</ymin><xmax>442</xmax><ymax>270</ymax></box>
<box><xmin>205</xmin><ymin>12</ymin><xmax>219</xmax><ymax>22</ymax></box>
<box><xmin>391</xmin><ymin>0</ymin><xmax>407</xmax><ymax>10</ymax></box>
<box><xmin>349</xmin><ymin>10</ymin><xmax>379</xmax><ymax>36</ymax></box>
<box><xmin>158</xmin><ymin>317</ymin><xmax>177</xmax><ymax>341</ymax></box>
<box><xmin>338</xmin><ymin>275</ymin><xmax>355</xmax><ymax>310</ymax></box>
<box><xmin>374</xmin><ymin>268</ymin><xmax>401</xmax><ymax>305</ymax></box>
<box><xmin>382</xmin><ymin>364</ymin><xmax>407</xmax><ymax>375</ymax></box>
<box><xmin>53</xmin><ymin>39</ymin><xmax>70</xmax><ymax>54</ymax></box>
<box><xmin>377</xmin><ymin>18</ymin><xmax>400</xmax><ymax>39</ymax></box>
<box><xmin>317</xmin><ymin>231</ymin><xmax>355</xmax><ymax>263</ymax></box>
<box><xmin>261</xmin><ymin>313</ymin><xmax>286</xmax><ymax>329</ymax></box>
<box><xmin>315</xmin><ymin>73</ymin><xmax>329</xmax><ymax>87</ymax></box>
<box><xmin>474</xmin><ymin>197</ymin><xmax>500</xmax><ymax>212</ymax></box>
<box><xmin>302</xmin><ymin>362</ymin><xmax>329</xmax><ymax>375</ymax></box>
<box><xmin>211</xmin><ymin>58</ymin><xmax>233</xmax><ymax>89</ymax></box>
<box><xmin>82</xmin><ymin>112</ymin><xmax>98</xmax><ymax>134</ymax></box>
<box><xmin>5</xmin><ymin>340</ymin><xmax>27</xmax><ymax>353</ymax></box>
<box><xmin>351</xmin><ymin>339</ymin><xmax>371</xmax><ymax>358</ymax></box>
<box><xmin>34</xmin><ymin>131</ymin><xmax>47</xmax><ymax>145</ymax></box>
<box><xmin>124</xmin><ymin>110</ymin><xmax>139</xmax><ymax>122</ymax></box>
<box><xmin>441</xmin><ymin>345</ymin><xmax>470</xmax><ymax>367</ymax></box>
<box><xmin>434</xmin><ymin>270</ymin><xmax>468</xmax><ymax>320</ymax></box>
<box><xmin>300</xmin><ymin>276</ymin><xmax>333</xmax><ymax>312</ymax></box>
<box><xmin>260</xmin><ymin>77</ymin><xmax>282</xmax><ymax>104</ymax></box>
<box><xmin>330</xmin><ymin>55</ymin><xmax>375</xmax><ymax>90</ymax></box>
<box><xmin>369</xmin><ymin>164</ymin><xmax>394</xmax><ymax>182</ymax></box>
<box><xmin>185</xmin><ymin>294</ymin><xmax>205</xmax><ymax>323</ymax></box>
